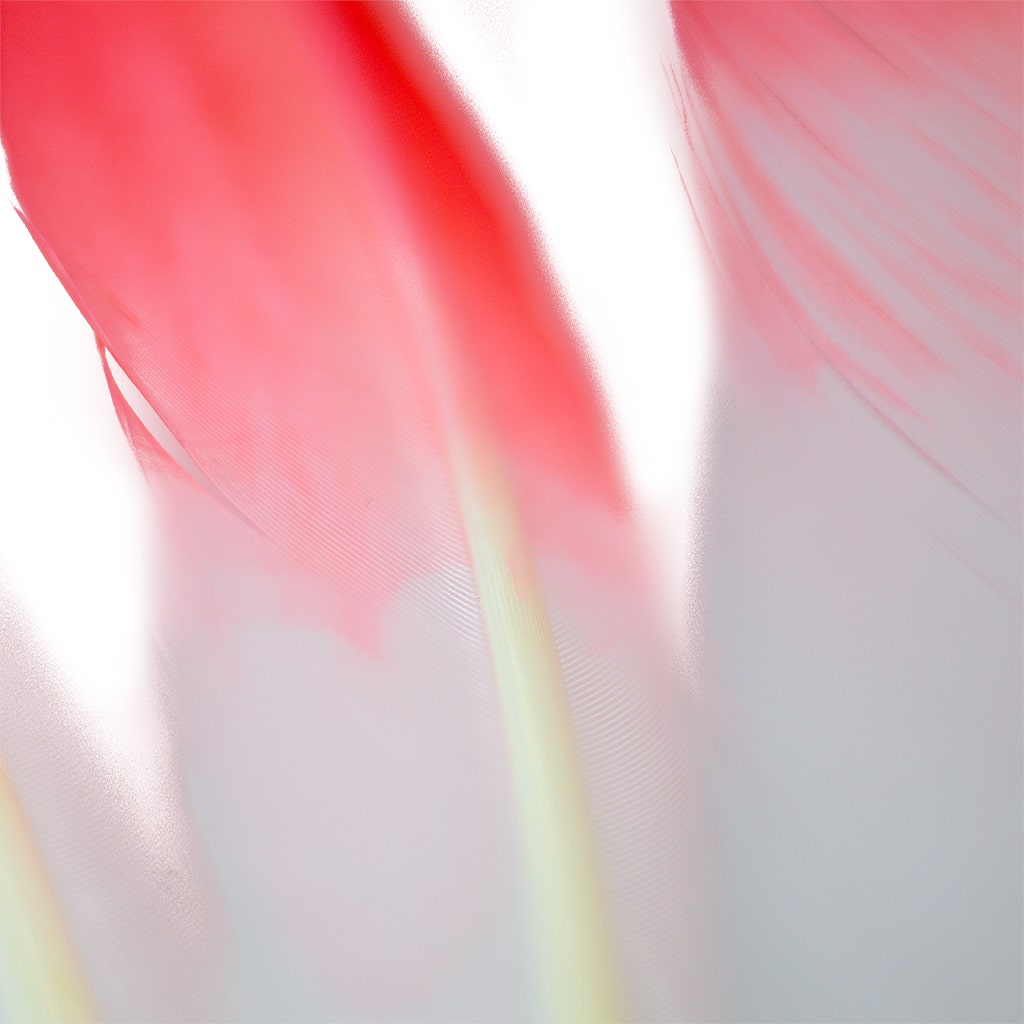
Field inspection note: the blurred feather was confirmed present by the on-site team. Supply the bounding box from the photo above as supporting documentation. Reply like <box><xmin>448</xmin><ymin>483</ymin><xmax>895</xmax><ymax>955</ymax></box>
<box><xmin>1</xmin><ymin>2</ymin><xmax>720</xmax><ymax>1020</ymax></box>
<box><xmin>669</xmin><ymin>3</ymin><xmax>1022</xmax><ymax>1019</ymax></box>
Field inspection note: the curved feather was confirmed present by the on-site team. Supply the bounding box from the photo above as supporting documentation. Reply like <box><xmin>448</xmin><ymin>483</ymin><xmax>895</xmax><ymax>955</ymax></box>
<box><xmin>1</xmin><ymin>2</ymin><xmax>721</xmax><ymax>1020</ymax></box>
<box><xmin>670</xmin><ymin>3</ymin><xmax>1022</xmax><ymax>1019</ymax></box>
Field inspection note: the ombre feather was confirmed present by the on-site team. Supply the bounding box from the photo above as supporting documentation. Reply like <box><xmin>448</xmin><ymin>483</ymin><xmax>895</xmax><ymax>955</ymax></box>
<box><xmin>1</xmin><ymin>3</ymin><xmax>720</xmax><ymax>1020</ymax></box>
<box><xmin>669</xmin><ymin>3</ymin><xmax>1022</xmax><ymax>1019</ymax></box>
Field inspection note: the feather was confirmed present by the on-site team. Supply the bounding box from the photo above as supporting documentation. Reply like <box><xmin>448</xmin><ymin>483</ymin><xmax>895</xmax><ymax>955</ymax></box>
<box><xmin>1</xmin><ymin>3</ymin><xmax>720</xmax><ymax>1020</ymax></box>
<box><xmin>669</xmin><ymin>3</ymin><xmax>1023</xmax><ymax>1019</ymax></box>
